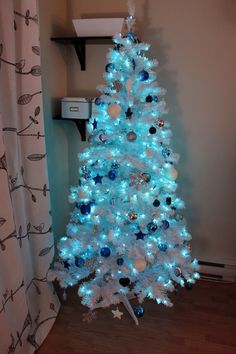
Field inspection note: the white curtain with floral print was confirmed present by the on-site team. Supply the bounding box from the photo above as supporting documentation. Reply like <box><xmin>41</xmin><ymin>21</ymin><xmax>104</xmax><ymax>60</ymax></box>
<box><xmin>0</xmin><ymin>1</ymin><xmax>60</xmax><ymax>353</ymax></box>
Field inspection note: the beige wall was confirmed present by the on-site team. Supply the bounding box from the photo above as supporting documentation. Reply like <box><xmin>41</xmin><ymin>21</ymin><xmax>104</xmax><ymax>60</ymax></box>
<box><xmin>40</xmin><ymin>0</ymin><xmax>236</xmax><ymax>263</ymax></box>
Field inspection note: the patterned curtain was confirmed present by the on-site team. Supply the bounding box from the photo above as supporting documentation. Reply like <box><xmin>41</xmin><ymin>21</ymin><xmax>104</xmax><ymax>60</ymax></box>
<box><xmin>0</xmin><ymin>1</ymin><xmax>60</xmax><ymax>353</ymax></box>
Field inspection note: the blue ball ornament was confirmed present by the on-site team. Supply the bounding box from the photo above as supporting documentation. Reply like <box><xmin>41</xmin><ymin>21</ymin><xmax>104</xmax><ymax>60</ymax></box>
<box><xmin>149</xmin><ymin>126</ymin><xmax>157</xmax><ymax>134</ymax></box>
<box><xmin>95</xmin><ymin>97</ymin><xmax>102</xmax><ymax>106</ymax></box>
<box><xmin>134</xmin><ymin>305</ymin><xmax>144</xmax><ymax>318</ymax></box>
<box><xmin>117</xmin><ymin>258</ymin><xmax>124</xmax><ymax>266</ymax></box>
<box><xmin>111</xmin><ymin>162</ymin><xmax>120</xmax><ymax>169</ymax></box>
<box><xmin>162</xmin><ymin>147</ymin><xmax>171</xmax><ymax>158</ymax></box>
<box><xmin>153</xmin><ymin>199</ymin><xmax>160</xmax><ymax>207</ymax></box>
<box><xmin>161</xmin><ymin>220</ymin><xmax>170</xmax><ymax>230</ymax></box>
<box><xmin>138</xmin><ymin>70</ymin><xmax>149</xmax><ymax>81</ymax></box>
<box><xmin>185</xmin><ymin>281</ymin><xmax>193</xmax><ymax>290</ymax></box>
<box><xmin>147</xmin><ymin>222</ymin><xmax>157</xmax><ymax>233</ymax></box>
<box><xmin>146</xmin><ymin>95</ymin><xmax>153</xmax><ymax>103</ymax></box>
<box><xmin>105</xmin><ymin>63</ymin><xmax>115</xmax><ymax>72</ymax></box>
<box><xmin>84</xmin><ymin>173</ymin><xmax>91</xmax><ymax>179</ymax></box>
<box><xmin>153</xmin><ymin>96</ymin><xmax>158</xmax><ymax>102</ymax></box>
<box><xmin>75</xmin><ymin>256</ymin><xmax>85</xmax><ymax>267</ymax></box>
<box><xmin>108</xmin><ymin>170</ymin><xmax>117</xmax><ymax>180</ymax></box>
<box><xmin>80</xmin><ymin>203</ymin><xmax>91</xmax><ymax>215</ymax></box>
<box><xmin>158</xmin><ymin>243</ymin><xmax>168</xmax><ymax>252</ymax></box>
<box><xmin>100</xmin><ymin>247</ymin><xmax>111</xmax><ymax>257</ymax></box>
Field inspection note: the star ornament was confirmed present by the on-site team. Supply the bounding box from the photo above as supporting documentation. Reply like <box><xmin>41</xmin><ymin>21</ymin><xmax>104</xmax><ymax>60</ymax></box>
<box><xmin>111</xmin><ymin>307</ymin><xmax>123</xmax><ymax>320</ymax></box>
<box><xmin>125</xmin><ymin>107</ymin><xmax>133</xmax><ymax>119</ymax></box>
<box><xmin>135</xmin><ymin>230</ymin><xmax>147</xmax><ymax>240</ymax></box>
<box><xmin>93</xmin><ymin>174</ymin><xmax>103</xmax><ymax>184</ymax></box>
<box><xmin>92</xmin><ymin>119</ymin><xmax>98</xmax><ymax>130</ymax></box>
<box><xmin>63</xmin><ymin>260</ymin><xmax>70</xmax><ymax>269</ymax></box>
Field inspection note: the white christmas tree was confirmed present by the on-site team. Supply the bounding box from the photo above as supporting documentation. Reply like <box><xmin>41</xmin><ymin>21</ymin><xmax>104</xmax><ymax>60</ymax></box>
<box><xmin>49</xmin><ymin>14</ymin><xmax>199</xmax><ymax>324</ymax></box>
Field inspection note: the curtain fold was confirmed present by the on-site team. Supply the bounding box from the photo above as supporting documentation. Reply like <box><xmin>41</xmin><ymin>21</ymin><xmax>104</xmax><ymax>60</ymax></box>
<box><xmin>0</xmin><ymin>1</ymin><xmax>60</xmax><ymax>353</ymax></box>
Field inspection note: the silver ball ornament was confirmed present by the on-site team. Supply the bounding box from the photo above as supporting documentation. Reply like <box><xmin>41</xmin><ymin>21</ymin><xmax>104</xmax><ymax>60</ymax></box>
<box><xmin>157</xmin><ymin>119</ymin><xmax>164</xmax><ymax>127</ymax></box>
<box><xmin>141</xmin><ymin>173</ymin><xmax>151</xmax><ymax>183</ymax></box>
<box><xmin>113</xmin><ymin>80</ymin><xmax>122</xmax><ymax>92</ymax></box>
<box><xmin>174</xmin><ymin>267</ymin><xmax>182</xmax><ymax>277</ymax></box>
<box><xmin>129</xmin><ymin>211</ymin><xmax>138</xmax><ymax>220</ymax></box>
<box><xmin>99</xmin><ymin>133</ymin><xmax>107</xmax><ymax>142</ymax></box>
<box><xmin>127</xmin><ymin>131</ymin><xmax>137</xmax><ymax>141</ymax></box>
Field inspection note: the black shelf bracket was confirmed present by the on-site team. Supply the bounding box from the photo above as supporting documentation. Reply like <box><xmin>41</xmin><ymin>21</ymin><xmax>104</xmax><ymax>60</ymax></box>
<box><xmin>53</xmin><ymin>116</ymin><xmax>89</xmax><ymax>141</ymax></box>
<box><xmin>51</xmin><ymin>36</ymin><xmax>113</xmax><ymax>71</ymax></box>
<box><xmin>73</xmin><ymin>39</ymin><xmax>86</xmax><ymax>70</ymax></box>
<box><xmin>74</xmin><ymin>119</ymin><xmax>88</xmax><ymax>141</ymax></box>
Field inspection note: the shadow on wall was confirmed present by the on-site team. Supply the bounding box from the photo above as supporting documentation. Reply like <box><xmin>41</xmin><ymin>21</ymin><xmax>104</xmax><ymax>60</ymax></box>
<box><xmin>221</xmin><ymin>0</ymin><xmax>236</xmax><ymax>22</ymax></box>
<box><xmin>139</xmin><ymin>0</ymin><xmax>202</xmax><ymax>253</ymax></box>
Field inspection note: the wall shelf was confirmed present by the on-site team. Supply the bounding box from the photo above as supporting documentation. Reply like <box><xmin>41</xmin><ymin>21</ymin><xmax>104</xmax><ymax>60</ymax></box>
<box><xmin>53</xmin><ymin>116</ymin><xmax>89</xmax><ymax>141</ymax></box>
<box><xmin>51</xmin><ymin>37</ymin><xmax>113</xmax><ymax>70</ymax></box>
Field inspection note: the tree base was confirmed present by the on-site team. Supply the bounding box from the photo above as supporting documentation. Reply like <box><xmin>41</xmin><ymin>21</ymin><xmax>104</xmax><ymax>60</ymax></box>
<box><xmin>92</xmin><ymin>293</ymin><xmax>139</xmax><ymax>325</ymax></box>
<box><xmin>119</xmin><ymin>293</ymin><xmax>139</xmax><ymax>325</ymax></box>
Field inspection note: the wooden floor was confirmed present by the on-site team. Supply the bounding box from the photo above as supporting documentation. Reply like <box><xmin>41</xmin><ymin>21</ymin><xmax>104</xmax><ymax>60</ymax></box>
<box><xmin>37</xmin><ymin>280</ymin><xmax>236</xmax><ymax>354</ymax></box>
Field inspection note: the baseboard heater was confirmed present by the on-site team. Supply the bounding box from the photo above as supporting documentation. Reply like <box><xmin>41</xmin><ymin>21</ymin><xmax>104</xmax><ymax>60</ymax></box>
<box><xmin>198</xmin><ymin>259</ymin><xmax>236</xmax><ymax>282</ymax></box>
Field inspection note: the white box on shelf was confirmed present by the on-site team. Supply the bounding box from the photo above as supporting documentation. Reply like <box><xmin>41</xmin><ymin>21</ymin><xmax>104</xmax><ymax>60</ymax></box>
<box><xmin>61</xmin><ymin>97</ymin><xmax>91</xmax><ymax>119</ymax></box>
<box><xmin>72</xmin><ymin>18</ymin><xmax>124</xmax><ymax>37</ymax></box>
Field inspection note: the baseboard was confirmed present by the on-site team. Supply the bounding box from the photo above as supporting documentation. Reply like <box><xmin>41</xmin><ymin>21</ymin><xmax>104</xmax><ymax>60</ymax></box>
<box><xmin>198</xmin><ymin>257</ymin><xmax>236</xmax><ymax>282</ymax></box>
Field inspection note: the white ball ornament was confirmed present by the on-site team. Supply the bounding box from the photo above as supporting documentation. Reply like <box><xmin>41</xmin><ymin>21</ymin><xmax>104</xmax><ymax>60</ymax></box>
<box><xmin>68</xmin><ymin>195</ymin><xmax>76</xmax><ymax>203</ymax></box>
<box><xmin>165</xmin><ymin>166</ymin><xmax>178</xmax><ymax>181</ymax></box>
<box><xmin>133</xmin><ymin>258</ymin><xmax>147</xmax><ymax>272</ymax></box>
<box><xmin>107</xmin><ymin>104</ymin><xmax>121</xmax><ymax>119</ymax></box>
<box><xmin>78</xmin><ymin>190</ymin><xmax>88</xmax><ymax>199</ymax></box>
